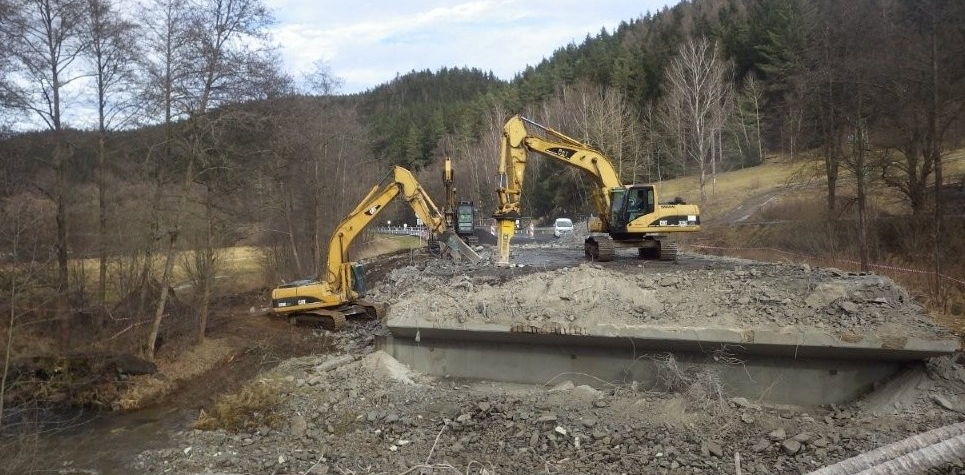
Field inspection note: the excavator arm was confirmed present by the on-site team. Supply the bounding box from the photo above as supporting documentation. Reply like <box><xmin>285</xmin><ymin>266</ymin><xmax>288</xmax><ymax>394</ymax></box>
<box><xmin>495</xmin><ymin>115</ymin><xmax>623</xmax><ymax>220</ymax></box>
<box><xmin>324</xmin><ymin>166</ymin><xmax>467</xmax><ymax>295</ymax></box>
<box><xmin>494</xmin><ymin>115</ymin><xmax>624</xmax><ymax>264</ymax></box>
<box><xmin>272</xmin><ymin>166</ymin><xmax>479</xmax><ymax>328</ymax></box>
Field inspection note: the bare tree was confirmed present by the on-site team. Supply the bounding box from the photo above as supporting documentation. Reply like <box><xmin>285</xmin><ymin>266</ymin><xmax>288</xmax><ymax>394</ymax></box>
<box><xmin>0</xmin><ymin>197</ymin><xmax>45</xmax><ymax>433</ymax></box>
<box><xmin>142</xmin><ymin>0</ymin><xmax>277</xmax><ymax>356</ymax></box>
<box><xmin>2</xmin><ymin>0</ymin><xmax>89</xmax><ymax>348</ymax></box>
<box><xmin>570</xmin><ymin>83</ymin><xmax>643</xmax><ymax>183</ymax></box>
<box><xmin>132</xmin><ymin>0</ymin><xmax>191</xmax><ymax>334</ymax></box>
<box><xmin>81</xmin><ymin>0</ymin><xmax>139</xmax><ymax>308</ymax></box>
<box><xmin>662</xmin><ymin>37</ymin><xmax>733</xmax><ymax>202</ymax></box>
<box><xmin>735</xmin><ymin>74</ymin><xmax>765</xmax><ymax>168</ymax></box>
<box><xmin>880</xmin><ymin>0</ymin><xmax>965</xmax><ymax>295</ymax></box>
<box><xmin>303</xmin><ymin>59</ymin><xmax>343</xmax><ymax>96</ymax></box>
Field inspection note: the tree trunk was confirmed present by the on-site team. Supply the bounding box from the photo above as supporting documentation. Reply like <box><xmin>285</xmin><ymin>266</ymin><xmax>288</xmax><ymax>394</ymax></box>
<box><xmin>97</xmin><ymin>132</ymin><xmax>108</xmax><ymax>309</ymax></box>
<box><xmin>929</xmin><ymin>9</ymin><xmax>944</xmax><ymax>298</ymax></box>
<box><xmin>146</xmin><ymin>228</ymin><xmax>178</xmax><ymax>359</ymax></box>
<box><xmin>857</xmin><ymin>169</ymin><xmax>870</xmax><ymax>272</ymax></box>
<box><xmin>55</xmin><ymin>139</ymin><xmax>71</xmax><ymax>350</ymax></box>
<box><xmin>284</xmin><ymin>188</ymin><xmax>302</xmax><ymax>276</ymax></box>
<box><xmin>145</xmin><ymin>143</ymin><xmax>194</xmax><ymax>360</ymax></box>
<box><xmin>197</xmin><ymin>187</ymin><xmax>215</xmax><ymax>344</ymax></box>
<box><xmin>1</xmin><ymin>249</ymin><xmax>17</xmax><ymax>434</ymax></box>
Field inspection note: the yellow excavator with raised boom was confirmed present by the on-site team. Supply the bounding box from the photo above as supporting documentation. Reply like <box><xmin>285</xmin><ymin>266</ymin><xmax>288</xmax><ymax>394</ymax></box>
<box><xmin>271</xmin><ymin>166</ymin><xmax>480</xmax><ymax>330</ymax></box>
<box><xmin>494</xmin><ymin>115</ymin><xmax>701</xmax><ymax>266</ymax></box>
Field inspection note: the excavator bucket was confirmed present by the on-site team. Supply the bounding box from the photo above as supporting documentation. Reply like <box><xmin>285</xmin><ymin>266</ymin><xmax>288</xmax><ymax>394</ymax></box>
<box><xmin>444</xmin><ymin>232</ymin><xmax>481</xmax><ymax>263</ymax></box>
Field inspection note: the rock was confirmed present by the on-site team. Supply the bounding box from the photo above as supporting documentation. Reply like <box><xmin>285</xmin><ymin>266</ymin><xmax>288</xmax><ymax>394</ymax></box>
<box><xmin>538</xmin><ymin>413</ymin><xmax>558</xmax><ymax>423</ymax></box>
<box><xmin>290</xmin><ymin>415</ymin><xmax>307</xmax><ymax>438</ymax></box>
<box><xmin>705</xmin><ymin>441</ymin><xmax>724</xmax><ymax>457</ymax></box>
<box><xmin>839</xmin><ymin>301</ymin><xmax>859</xmax><ymax>314</ymax></box>
<box><xmin>804</xmin><ymin>282</ymin><xmax>849</xmax><ymax>309</ymax></box>
<box><xmin>573</xmin><ymin>384</ymin><xmax>603</xmax><ymax>399</ymax></box>
<box><xmin>781</xmin><ymin>440</ymin><xmax>802</xmax><ymax>455</ymax></box>
<box><xmin>792</xmin><ymin>432</ymin><xmax>812</xmax><ymax>443</ymax></box>
<box><xmin>581</xmin><ymin>417</ymin><xmax>598</xmax><ymax>428</ymax></box>
<box><xmin>550</xmin><ymin>381</ymin><xmax>575</xmax><ymax>392</ymax></box>
<box><xmin>930</xmin><ymin>393</ymin><xmax>963</xmax><ymax>413</ymax></box>
<box><xmin>315</xmin><ymin>355</ymin><xmax>358</xmax><ymax>373</ymax></box>
<box><xmin>768</xmin><ymin>428</ymin><xmax>787</xmax><ymax>441</ymax></box>
<box><xmin>731</xmin><ymin>397</ymin><xmax>754</xmax><ymax>408</ymax></box>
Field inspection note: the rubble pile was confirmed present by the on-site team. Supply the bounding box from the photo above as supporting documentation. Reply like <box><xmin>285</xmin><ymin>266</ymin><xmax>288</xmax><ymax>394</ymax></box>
<box><xmin>130</xmin><ymin>247</ymin><xmax>963</xmax><ymax>474</ymax></box>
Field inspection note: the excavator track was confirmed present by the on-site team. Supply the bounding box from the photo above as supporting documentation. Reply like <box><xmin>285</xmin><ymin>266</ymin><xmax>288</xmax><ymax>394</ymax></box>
<box><xmin>356</xmin><ymin>299</ymin><xmax>388</xmax><ymax>319</ymax></box>
<box><xmin>659</xmin><ymin>241</ymin><xmax>679</xmax><ymax>261</ymax></box>
<box><xmin>584</xmin><ymin>236</ymin><xmax>615</xmax><ymax>262</ymax></box>
<box><xmin>288</xmin><ymin>310</ymin><xmax>347</xmax><ymax>331</ymax></box>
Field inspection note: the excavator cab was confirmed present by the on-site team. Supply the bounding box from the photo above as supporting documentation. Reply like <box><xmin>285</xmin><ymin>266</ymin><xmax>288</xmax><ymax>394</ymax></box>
<box><xmin>455</xmin><ymin>201</ymin><xmax>478</xmax><ymax>244</ymax></box>
<box><xmin>609</xmin><ymin>185</ymin><xmax>656</xmax><ymax>232</ymax></box>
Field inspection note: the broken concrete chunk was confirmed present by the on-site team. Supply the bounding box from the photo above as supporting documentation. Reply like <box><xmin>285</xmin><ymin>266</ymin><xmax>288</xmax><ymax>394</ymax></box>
<box><xmin>782</xmin><ymin>439</ymin><xmax>802</xmax><ymax>455</ymax></box>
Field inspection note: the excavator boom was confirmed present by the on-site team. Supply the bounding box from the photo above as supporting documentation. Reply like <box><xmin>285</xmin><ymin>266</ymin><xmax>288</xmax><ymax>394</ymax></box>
<box><xmin>271</xmin><ymin>166</ymin><xmax>479</xmax><ymax>330</ymax></box>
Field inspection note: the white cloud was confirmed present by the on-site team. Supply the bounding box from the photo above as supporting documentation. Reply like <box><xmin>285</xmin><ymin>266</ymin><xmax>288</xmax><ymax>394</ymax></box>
<box><xmin>266</xmin><ymin>0</ymin><xmax>675</xmax><ymax>94</ymax></box>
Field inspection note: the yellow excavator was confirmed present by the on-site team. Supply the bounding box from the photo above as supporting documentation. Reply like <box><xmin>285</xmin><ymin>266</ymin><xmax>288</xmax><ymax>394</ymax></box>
<box><xmin>271</xmin><ymin>166</ymin><xmax>480</xmax><ymax>330</ymax></box>
<box><xmin>494</xmin><ymin>115</ymin><xmax>701</xmax><ymax>266</ymax></box>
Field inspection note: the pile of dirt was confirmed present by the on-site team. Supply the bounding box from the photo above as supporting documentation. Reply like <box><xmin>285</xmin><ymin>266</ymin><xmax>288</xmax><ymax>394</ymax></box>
<box><xmin>375</xmin><ymin>256</ymin><xmax>950</xmax><ymax>340</ymax></box>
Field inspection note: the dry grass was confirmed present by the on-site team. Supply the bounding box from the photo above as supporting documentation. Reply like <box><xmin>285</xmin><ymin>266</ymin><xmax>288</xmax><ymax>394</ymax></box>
<box><xmin>114</xmin><ymin>338</ymin><xmax>234</xmax><ymax>411</ymax></box>
<box><xmin>62</xmin><ymin>232</ymin><xmax>424</xmax><ymax>302</ymax></box>
<box><xmin>655</xmin><ymin>158</ymin><xmax>812</xmax><ymax>220</ymax></box>
<box><xmin>194</xmin><ymin>379</ymin><xmax>288</xmax><ymax>431</ymax></box>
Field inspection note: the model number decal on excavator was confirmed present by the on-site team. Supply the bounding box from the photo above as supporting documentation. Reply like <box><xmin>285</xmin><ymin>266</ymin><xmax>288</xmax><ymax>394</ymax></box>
<box><xmin>546</xmin><ymin>147</ymin><xmax>575</xmax><ymax>159</ymax></box>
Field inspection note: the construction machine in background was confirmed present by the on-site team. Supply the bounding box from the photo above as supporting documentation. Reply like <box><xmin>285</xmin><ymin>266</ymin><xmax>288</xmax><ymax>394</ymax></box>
<box><xmin>493</xmin><ymin>115</ymin><xmax>701</xmax><ymax>266</ymax></box>
<box><xmin>442</xmin><ymin>156</ymin><xmax>479</xmax><ymax>245</ymax></box>
<box><xmin>271</xmin><ymin>166</ymin><xmax>480</xmax><ymax>330</ymax></box>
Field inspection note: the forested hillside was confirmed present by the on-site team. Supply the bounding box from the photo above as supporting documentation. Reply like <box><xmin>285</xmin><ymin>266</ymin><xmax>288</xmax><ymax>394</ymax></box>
<box><xmin>0</xmin><ymin>0</ymin><xmax>963</xmax><ymax>358</ymax></box>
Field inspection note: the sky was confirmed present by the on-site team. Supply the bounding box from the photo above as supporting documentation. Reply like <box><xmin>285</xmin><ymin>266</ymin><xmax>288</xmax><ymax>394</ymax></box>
<box><xmin>266</xmin><ymin>0</ymin><xmax>676</xmax><ymax>95</ymax></box>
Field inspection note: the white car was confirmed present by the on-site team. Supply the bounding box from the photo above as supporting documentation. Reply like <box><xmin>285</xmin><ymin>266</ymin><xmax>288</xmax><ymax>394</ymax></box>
<box><xmin>553</xmin><ymin>218</ymin><xmax>574</xmax><ymax>237</ymax></box>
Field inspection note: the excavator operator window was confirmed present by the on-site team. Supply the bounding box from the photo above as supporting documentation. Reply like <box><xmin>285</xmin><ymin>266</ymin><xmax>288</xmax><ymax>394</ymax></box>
<box><xmin>610</xmin><ymin>188</ymin><xmax>627</xmax><ymax>225</ymax></box>
<box><xmin>628</xmin><ymin>188</ymin><xmax>654</xmax><ymax>221</ymax></box>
